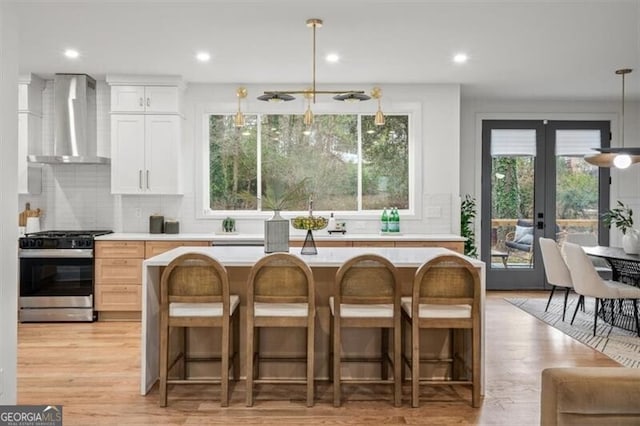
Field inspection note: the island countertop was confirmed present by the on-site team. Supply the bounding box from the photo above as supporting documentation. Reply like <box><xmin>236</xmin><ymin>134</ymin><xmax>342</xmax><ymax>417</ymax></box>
<box><xmin>96</xmin><ymin>232</ymin><xmax>465</xmax><ymax>242</ymax></box>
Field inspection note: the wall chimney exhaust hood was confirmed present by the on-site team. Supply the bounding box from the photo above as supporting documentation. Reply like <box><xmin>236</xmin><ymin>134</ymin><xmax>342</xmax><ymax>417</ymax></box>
<box><xmin>28</xmin><ymin>74</ymin><xmax>110</xmax><ymax>164</ymax></box>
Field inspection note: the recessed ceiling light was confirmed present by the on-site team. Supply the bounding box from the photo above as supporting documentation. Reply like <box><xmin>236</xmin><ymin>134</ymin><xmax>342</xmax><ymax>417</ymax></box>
<box><xmin>64</xmin><ymin>49</ymin><xmax>79</xmax><ymax>59</ymax></box>
<box><xmin>326</xmin><ymin>53</ymin><xmax>339</xmax><ymax>63</ymax></box>
<box><xmin>453</xmin><ymin>53</ymin><xmax>468</xmax><ymax>64</ymax></box>
<box><xmin>196</xmin><ymin>51</ymin><xmax>211</xmax><ymax>62</ymax></box>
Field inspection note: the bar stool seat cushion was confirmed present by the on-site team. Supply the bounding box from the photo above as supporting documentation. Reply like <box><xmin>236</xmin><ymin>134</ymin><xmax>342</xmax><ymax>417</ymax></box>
<box><xmin>169</xmin><ymin>295</ymin><xmax>240</xmax><ymax>317</ymax></box>
<box><xmin>329</xmin><ymin>297</ymin><xmax>393</xmax><ymax>318</ymax></box>
<box><xmin>254</xmin><ymin>302</ymin><xmax>308</xmax><ymax>317</ymax></box>
<box><xmin>401</xmin><ymin>297</ymin><xmax>471</xmax><ymax>319</ymax></box>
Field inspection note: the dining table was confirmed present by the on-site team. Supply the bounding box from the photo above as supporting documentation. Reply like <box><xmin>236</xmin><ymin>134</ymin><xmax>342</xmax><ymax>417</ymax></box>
<box><xmin>138</xmin><ymin>245</ymin><xmax>486</xmax><ymax>396</ymax></box>
<box><xmin>583</xmin><ymin>246</ymin><xmax>640</xmax><ymax>331</ymax></box>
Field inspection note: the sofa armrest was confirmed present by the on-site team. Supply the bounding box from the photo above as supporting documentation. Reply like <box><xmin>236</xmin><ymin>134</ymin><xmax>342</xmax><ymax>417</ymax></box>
<box><xmin>541</xmin><ymin>367</ymin><xmax>640</xmax><ymax>426</ymax></box>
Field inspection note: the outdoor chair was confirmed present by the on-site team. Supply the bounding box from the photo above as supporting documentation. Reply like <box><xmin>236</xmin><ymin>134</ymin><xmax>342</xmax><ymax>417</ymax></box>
<box><xmin>505</xmin><ymin>219</ymin><xmax>535</xmax><ymax>265</ymax></box>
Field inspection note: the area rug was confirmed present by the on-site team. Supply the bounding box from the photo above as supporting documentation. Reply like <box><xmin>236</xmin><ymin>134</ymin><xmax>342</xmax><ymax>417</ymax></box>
<box><xmin>506</xmin><ymin>296</ymin><xmax>640</xmax><ymax>368</ymax></box>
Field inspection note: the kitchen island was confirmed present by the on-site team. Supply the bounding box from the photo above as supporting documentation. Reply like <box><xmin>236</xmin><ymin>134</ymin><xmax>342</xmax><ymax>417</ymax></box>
<box><xmin>140</xmin><ymin>245</ymin><xmax>485</xmax><ymax>395</ymax></box>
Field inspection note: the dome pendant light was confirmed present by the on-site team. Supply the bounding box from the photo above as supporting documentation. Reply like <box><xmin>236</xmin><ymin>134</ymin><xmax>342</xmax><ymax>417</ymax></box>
<box><xmin>585</xmin><ymin>69</ymin><xmax>640</xmax><ymax>168</ymax></box>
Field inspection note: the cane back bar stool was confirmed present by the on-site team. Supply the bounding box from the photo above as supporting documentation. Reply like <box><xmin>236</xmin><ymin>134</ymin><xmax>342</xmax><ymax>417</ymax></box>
<box><xmin>401</xmin><ymin>254</ymin><xmax>481</xmax><ymax>408</ymax></box>
<box><xmin>330</xmin><ymin>254</ymin><xmax>402</xmax><ymax>407</ymax></box>
<box><xmin>159</xmin><ymin>252</ymin><xmax>240</xmax><ymax>407</ymax></box>
<box><xmin>246</xmin><ymin>253</ymin><xmax>316</xmax><ymax>407</ymax></box>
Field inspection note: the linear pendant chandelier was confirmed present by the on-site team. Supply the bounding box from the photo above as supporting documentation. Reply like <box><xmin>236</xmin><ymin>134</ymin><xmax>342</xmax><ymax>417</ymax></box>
<box><xmin>234</xmin><ymin>18</ymin><xmax>384</xmax><ymax>127</ymax></box>
<box><xmin>585</xmin><ymin>68</ymin><xmax>640</xmax><ymax>168</ymax></box>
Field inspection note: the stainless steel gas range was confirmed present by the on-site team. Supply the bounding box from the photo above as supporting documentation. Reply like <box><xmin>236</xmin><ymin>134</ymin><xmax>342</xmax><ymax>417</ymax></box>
<box><xmin>18</xmin><ymin>230</ymin><xmax>113</xmax><ymax>322</ymax></box>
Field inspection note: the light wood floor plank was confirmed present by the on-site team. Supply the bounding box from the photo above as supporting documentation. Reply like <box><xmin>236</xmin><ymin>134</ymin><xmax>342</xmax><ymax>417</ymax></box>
<box><xmin>18</xmin><ymin>292</ymin><xmax>620</xmax><ymax>425</ymax></box>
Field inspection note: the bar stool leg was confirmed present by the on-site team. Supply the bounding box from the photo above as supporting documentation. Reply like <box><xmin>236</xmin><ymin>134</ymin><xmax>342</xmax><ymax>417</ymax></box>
<box><xmin>393</xmin><ymin>325</ymin><xmax>401</xmax><ymax>407</ymax></box>
<box><xmin>306</xmin><ymin>318</ymin><xmax>315</xmax><ymax>407</ymax></box>
<box><xmin>381</xmin><ymin>328</ymin><xmax>389</xmax><ymax>380</ymax></box>
<box><xmin>159</xmin><ymin>312</ymin><xmax>169</xmax><ymax>407</ymax></box>
<box><xmin>246</xmin><ymin>318</ymin><xmax>254</xmax><ymax>407</ymax></box>
<box><xmin>333</xmin><ymin>317</ymin><xmax>342</xmax><ymax>407</ymax></box>
<box><xmin>411</xmin><ymin>322</ymin><xmax>420</xmax><ymax>408</ymax></box>
<box><xmin>233</xmin><ymin>310</ymin><xmax>240</xmax><ymax>381</ymax></box>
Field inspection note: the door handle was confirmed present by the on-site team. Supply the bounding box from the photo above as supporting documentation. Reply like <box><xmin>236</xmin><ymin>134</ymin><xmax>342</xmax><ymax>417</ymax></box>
<box><xmin>146</xmin><ymin>170</ymin><xmax>150</xmax><ymax>190</ymax></box>
<box><xmin>146</xmin><ymin>97</ymin><xmax>151</xmax><ymax>108</ymax></box>
<box><xmin>139</xmin><ymin>97</ymin><xmax>143</xmax><ymax>107</ymax></box>
<box><xmin>537</xmin><ymin>221</ymin><xmax>544</xmax><ymax>230</ymax></box>
<box><xmin>138</xmin><ymin>170</ymin><xmax>142</xmax><ymax>190</ymax></box>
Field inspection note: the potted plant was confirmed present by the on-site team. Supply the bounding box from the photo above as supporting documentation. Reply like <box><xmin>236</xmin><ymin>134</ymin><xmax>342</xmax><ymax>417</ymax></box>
<box><xmin>460</xmin><ymin>195</ymin><xmax>478</xmax><ymax>258</ymax></box>
<box><xmin>602</xmin><ymin>201</ymin><xmax>639</xmax><ymax>254</ymax></box>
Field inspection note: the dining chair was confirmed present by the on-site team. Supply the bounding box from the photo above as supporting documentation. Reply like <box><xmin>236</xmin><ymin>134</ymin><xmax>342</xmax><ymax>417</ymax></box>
<box><xmin>159</xmin><ymin>252</ymin><xmax>240</xmax><ymax>407</ymax></box>
<box><xmin>539</xmin><ymin>237</ymin><xmax>573</xmax><ymax>321</ymax></box>
<box><xmin>401</xmin><ymin>254</ymin><xmax>481</xmax><ymax>407</ymax></box>
<box><xmin>330</xmin><ymin>254</ymin><xmax>402</xmax><ymax>407</ymax></box>
<box><xmin>245</xmin><ymin>252</ymin><xmax>315</xmax><ymax>407</ymax></box>
<box><xmin>563</xmin><ymin>242</ymin><xmax>640</xmax><ymax>337</ymax></box>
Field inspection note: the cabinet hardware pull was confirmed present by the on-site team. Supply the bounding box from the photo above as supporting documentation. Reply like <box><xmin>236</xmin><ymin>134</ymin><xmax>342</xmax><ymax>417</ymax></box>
<box><xmin>146</xmin><ymin>170</ymin><xmax>150</xmax><ymax>189</ymax></box>
<box><xmin>139</xmin><ymin>170</ymin><xmax>142</xmax><ymax>189</ymax></box>
<box><xmin>146</xmin><ymin>97</ymin><xmax>150</xmax><ymax>107</ymax></box>
<box><xmin>139</xmin><ymin>97</ymin><xmax>143</xmax><ymax>107</ymax></box>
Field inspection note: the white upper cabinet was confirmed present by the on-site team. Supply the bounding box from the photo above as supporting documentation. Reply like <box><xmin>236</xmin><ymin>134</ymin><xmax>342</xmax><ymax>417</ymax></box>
<box><xmin>110</xmin><ymin>85</ymin><xmax>179</xmax><ymax>113</ymax></box>
<box><xmin>107</xmin><ymin>75</ymin><xmax>184</xmax><ymax>195</ymax></box>
<box><xmin>18</xmin><ymin>74</ymin><xmax>44</xmax><ymax>195</ymax></box>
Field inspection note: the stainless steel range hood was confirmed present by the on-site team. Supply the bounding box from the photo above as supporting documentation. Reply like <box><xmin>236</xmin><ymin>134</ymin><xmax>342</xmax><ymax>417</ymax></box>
<box><xmin>28</xmin><ymin>74</ymin><xmax>110</xmax><ymax>165</ymax></box>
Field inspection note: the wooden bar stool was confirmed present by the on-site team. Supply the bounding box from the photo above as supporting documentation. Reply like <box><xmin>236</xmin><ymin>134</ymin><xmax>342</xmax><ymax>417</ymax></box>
<box><xmin>401</xmin><ymin>254</ymin><xmax>481</xmax><ymax>407</ymax></box>
<box><xmin>159</xmin><ymin>252</ymin><xmax>240</xmax><ymax>407</ymax></box>
<box><xmin>330</xmin><ymin>254</ymin><xmax>402</xmax><ymax>407</ymax></box>
<box><xmin>246</xmin><ymin>253</ymin><xmax>315</xmax><ymax>407</ymax></box>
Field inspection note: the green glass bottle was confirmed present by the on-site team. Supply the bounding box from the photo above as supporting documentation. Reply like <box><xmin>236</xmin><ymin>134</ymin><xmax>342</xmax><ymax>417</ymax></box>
<box><xmin>381</xmin><ymin>207</ymin><xmax>389</xmax><ymax>232</ymax></box>
<box><xmin>390</xmin><ymin>207</ymin><xmax>399</xmax><ymax>232</ymax></box>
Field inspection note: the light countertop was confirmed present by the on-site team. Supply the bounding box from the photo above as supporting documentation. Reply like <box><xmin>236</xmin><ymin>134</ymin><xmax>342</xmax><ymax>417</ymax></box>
<box><xmin>96</xmin><ymin>232</ymin><xmax>465</xmax><ymax>242</ymax></box>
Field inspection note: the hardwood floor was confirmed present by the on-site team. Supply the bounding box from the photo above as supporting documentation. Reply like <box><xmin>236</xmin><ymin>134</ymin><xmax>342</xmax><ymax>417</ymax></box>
<box><xmin>17</xmin><ymin>292</ymin><xmax>620</xmax><ymax>425</ymax></box>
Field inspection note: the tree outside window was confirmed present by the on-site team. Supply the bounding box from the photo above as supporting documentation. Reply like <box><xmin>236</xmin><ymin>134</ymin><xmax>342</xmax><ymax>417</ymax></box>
<box><xmin>208</xmin><ymin>113</ymin><xmax>409</xmax><ymax>213</ymax></box>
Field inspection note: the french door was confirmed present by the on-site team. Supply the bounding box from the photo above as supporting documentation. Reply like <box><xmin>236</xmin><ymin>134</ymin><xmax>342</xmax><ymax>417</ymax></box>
<box><xmin>481</xmin><ymin>120</ymin><xmax>610</xmax><ymax>290</ymax></box>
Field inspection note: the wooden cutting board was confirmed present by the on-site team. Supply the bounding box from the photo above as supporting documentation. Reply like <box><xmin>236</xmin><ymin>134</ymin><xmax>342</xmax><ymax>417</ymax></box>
<box><xmin>19</xmin><ymin>203</ymin><xmax>41</xmax><ymax>227</ymax></box>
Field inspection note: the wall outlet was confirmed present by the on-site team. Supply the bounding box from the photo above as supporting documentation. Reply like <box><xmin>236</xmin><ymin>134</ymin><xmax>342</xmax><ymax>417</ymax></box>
<box><xmin>134</xmin><ymin>208</ymin><xmax>142</xmax><ymax>218</ymax></box>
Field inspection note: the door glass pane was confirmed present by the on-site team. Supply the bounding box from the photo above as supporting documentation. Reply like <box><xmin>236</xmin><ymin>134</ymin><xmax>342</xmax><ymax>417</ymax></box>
<box><xmin>490</xmin><ymin>129</ymin><xmax>536</xmax><ymax>270</ymax></box>
<box><xmin>555</xmin><ymin>129</ymin><xmax>601</xmax><ymax>247</ymax></box>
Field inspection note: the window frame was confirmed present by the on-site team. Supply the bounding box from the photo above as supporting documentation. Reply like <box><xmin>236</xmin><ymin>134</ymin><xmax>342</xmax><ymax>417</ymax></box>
<box><xmin>195</xmin><ymin>101</ymin><xmax>422</xmax><ymax>220</ymax></box>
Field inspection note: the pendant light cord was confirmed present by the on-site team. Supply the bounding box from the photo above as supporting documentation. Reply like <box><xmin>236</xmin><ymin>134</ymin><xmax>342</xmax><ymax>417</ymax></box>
<box><xmin>621</xmin><ymin>71</ymin><xmax>625</xmax><ymax>148</ymax></box>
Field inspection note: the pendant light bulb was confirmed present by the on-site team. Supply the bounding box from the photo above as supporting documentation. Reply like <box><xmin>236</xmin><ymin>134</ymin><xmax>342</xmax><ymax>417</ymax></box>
<box><xmin>234</xmin><ymin>111</ymin><xmax>245</xmax><ymax>128</ymax></box>
<box><xmin>303</xmin><ymin>106</ymin><xmax>314</xmax><ymax>126</ymax></box>
<box><xmin>235</xmin><ymin>87</ymin><xmax>248</xmax><ymax>128</ymax></box>
<box><xmin>614</xmin><ymin>154</ymin><xmax>632</xmax><ymax>169</ymax></box>
<box><xmin>371</xmin><ymin>87</ymin><xmax>385</xmax><ymax>126</ymax></box>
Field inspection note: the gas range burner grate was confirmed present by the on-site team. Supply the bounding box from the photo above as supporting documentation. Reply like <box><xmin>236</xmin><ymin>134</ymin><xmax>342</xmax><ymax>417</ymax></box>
<box><xmin>25</xmin><ymin>230</ymin><xmax>113</xmax><ymax>238</ymax></box>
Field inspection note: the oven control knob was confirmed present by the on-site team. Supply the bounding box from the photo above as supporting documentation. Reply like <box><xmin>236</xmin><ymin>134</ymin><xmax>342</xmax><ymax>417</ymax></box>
<box><xmin>35</xmin><ymin>239</ymin><xmax>43</xmax><ymax>248</ymax></box>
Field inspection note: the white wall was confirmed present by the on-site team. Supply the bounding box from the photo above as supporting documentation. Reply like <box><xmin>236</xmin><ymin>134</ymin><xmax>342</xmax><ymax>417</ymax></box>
<box><xmin>26</xmin><ymin>82</ymin><xmax>463</xmax><ymax>236</ymax></box>
<box><xmin>0</xmin><ymin>2</ymin><xmax>19</xmax><ymax>404</ymax></box>
<box><xmin>460</xmin><ymin>97</ymin><xmax>640</xmax><ymax>250</ymax></box>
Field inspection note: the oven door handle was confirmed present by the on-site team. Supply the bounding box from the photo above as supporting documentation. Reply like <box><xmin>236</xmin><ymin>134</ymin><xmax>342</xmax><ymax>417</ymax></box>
<box><xmin>19</xmin><ymin>249</ymin><xmax>94</xmax><ymax>258</ymax></box>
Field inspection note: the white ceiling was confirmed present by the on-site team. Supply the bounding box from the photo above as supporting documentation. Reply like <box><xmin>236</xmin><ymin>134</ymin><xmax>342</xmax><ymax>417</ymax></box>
<box><xmin>12</xmin><ymin>0</ymin><xmax>640</xmax><ymax>100</ymax></box>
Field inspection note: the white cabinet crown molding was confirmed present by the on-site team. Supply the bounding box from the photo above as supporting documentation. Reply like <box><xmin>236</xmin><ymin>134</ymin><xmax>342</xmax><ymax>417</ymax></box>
<box><xmin>106</xmin><ymin>74</ymin><xmax>185</xmax><ymax>90</ymax></box>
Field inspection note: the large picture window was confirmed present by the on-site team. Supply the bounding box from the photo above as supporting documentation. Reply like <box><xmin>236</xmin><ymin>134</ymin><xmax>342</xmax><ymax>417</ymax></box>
<box><xmin>207</xmin><ymin>113</ymin><xmax>410</xmax><ymax>213</ymax></box>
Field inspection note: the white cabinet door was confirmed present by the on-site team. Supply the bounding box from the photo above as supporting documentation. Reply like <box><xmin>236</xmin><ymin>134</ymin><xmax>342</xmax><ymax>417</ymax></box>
<box><xmin>111</xmin><ymin>86</ymin><xmax>146</xmax><ymax>112</ymax></box>
<box><xmin>145</xmin><ymin>115</ymin><xmax>182</xmax><ymax>194</ymax></box>
<box><xmin>144</xmin><ymin>86</ymin><xmax>179</xmax><ymax>113</ymax></box>
<box><xmin>111</xmin><ymin>86</ymin><xmax>178</xmax><ymax>113</ymax></box>
<box><xmin>111</xmin><ymin>115</ymin><xmax>146</xmax><ymax>194</ymax></box>
<box><xmin>18</xmin><ymin>113</ymin><xmax>28</xmax><ymax>194</ymax></box>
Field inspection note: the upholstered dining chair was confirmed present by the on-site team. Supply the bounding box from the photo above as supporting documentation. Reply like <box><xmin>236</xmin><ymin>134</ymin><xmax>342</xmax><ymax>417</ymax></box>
<box><xmin>401</xmin><ymin>254</ymin><xmax>481</xmax><ymax>408</ymax></box>
<box><xmin>563</xmin><ymin>242</ymin><xmax>640</xmax><ymax>337</ymax></box>
<box><xmin>330</xmin><ymin>254</ymin><xmax>402</xmax><ymax>407</ymax></box>
<box><xmin>245</xmin><ymin>252</ymin><xmax>316</xmax><ymax>407</ymax></box>
<box><xmin>159</xmin><ymin>252</ymin><xmax>240</xmax><ymax>407</ymax></box>
<box><xmin>539</xmin><ymin>237</ymin><xmax>573</xmax><ymax>321</ymax></box>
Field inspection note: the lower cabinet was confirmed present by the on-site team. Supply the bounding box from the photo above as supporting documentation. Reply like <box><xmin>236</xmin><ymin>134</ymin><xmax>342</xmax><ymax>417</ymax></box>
<box><xmin>94</xmin><ymin>240</ymin><xmax>211</xmax><ymax>321</ymax></box>
<box><xmin>290</xmin><ymin>239</ymin><xmax>464</xmax><ymax>252</ymax></box>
